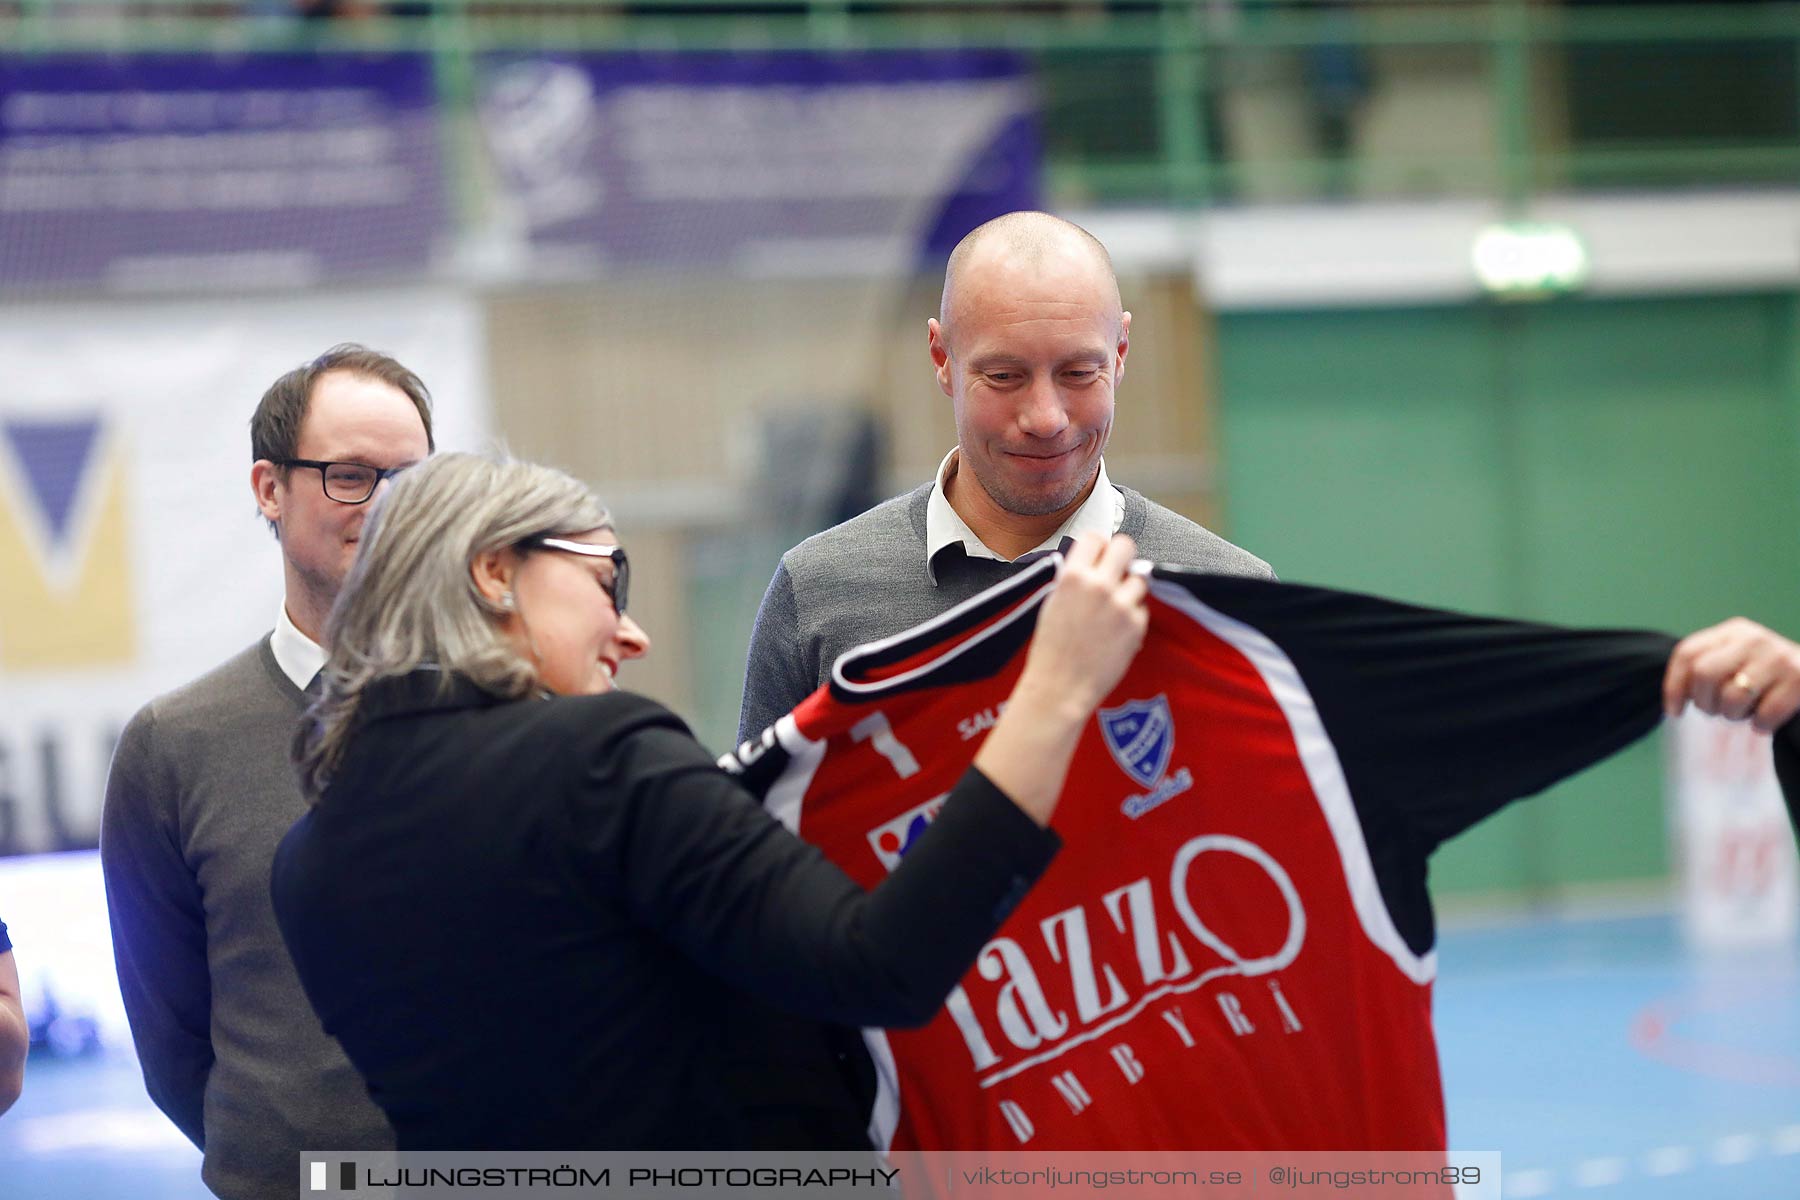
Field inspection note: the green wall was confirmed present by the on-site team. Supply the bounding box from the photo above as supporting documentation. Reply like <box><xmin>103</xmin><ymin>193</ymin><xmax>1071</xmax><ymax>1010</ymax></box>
<box><xmin>1217</xmin><ymin>293</ymin><xmax>1800</xmax><ymax>897</ymax></box>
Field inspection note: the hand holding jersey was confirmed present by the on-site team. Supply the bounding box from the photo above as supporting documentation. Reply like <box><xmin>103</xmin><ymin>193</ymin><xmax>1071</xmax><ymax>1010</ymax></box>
<box><xmin>974</xmin><ymin>532</ymin><xmax>1148</xmax><ymax>827</ymax></box>
<box><xmin>1664</xmin><ymin>616</ymin><xmax>1800</xmax><ymax>733</ymax></box>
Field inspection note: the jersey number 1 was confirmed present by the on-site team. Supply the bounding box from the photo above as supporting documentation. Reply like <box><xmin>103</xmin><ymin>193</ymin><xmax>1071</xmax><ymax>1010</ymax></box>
<box><xmin>851</xmin><ymin>712</ymin><xmax>921</xmax><ymax>779</ymax></box>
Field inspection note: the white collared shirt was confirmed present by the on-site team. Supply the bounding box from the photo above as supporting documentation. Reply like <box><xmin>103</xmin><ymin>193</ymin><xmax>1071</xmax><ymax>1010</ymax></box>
<box><xmin>270</xmin><ymin>602</ymin><xmax>326</xmax><ymax>691</ymax></box>
<box><xmin>924</xmin><ymin>447</ymin><xmax>1123</xmax><ymax>583</ymax></box>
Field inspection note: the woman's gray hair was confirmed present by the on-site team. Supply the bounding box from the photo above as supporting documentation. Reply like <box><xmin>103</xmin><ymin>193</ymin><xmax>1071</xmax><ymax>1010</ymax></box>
<box><xmin>294</xmin><ymin>452</ymin><xmax>610</xmax><ymax>800</ymax></box>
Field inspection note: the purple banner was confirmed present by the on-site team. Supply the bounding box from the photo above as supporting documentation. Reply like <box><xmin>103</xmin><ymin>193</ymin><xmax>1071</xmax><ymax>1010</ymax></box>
<box><xmin>0</xmin><ymin>54</ymin><xmax>445</xmax><ymax>291</ymax></box>
<box><xmin>477</xmin><ymin>50</ymin><xmax>1040</xmax><ymax>273</ymax></box>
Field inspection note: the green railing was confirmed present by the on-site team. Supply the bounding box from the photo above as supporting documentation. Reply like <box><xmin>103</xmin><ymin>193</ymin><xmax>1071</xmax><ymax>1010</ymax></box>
<box><xmin>4</xmin><ymin>1</ymin><xmax>1798</xmax><ymax>210</ymax></box>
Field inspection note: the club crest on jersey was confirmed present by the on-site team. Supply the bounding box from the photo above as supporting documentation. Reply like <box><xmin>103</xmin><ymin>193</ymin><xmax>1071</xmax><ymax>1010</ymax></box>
<box><xmin>1099</xmin><ymin>694</ymin><xmax>1194</xmax><ymax>819</ymax></box>
<box><xmin>866</xmin><ymin>792</ymin><xmax>949</xmax><ymax>872</ymax></box>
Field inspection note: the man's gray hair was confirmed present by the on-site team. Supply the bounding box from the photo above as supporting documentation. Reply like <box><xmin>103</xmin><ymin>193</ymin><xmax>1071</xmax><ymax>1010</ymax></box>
<box><xmin>294</xmin><ymin>452</ymin><xmax>610</xmax><ymax>800</ymax></box>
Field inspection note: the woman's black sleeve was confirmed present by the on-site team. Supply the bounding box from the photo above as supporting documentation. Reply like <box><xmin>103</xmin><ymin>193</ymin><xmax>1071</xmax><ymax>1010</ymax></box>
<box><xmin>567</xmin><ymin>695</ymin><xmax>1059</xmax><ymax>1028</ymax></box>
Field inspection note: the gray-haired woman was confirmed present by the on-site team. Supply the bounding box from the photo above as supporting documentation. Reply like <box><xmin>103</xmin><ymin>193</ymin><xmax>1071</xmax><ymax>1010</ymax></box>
<box><xmin>271</xmin><ymin>451</ymin><xmax>1147</xmax><ymax>1149</ymax></box>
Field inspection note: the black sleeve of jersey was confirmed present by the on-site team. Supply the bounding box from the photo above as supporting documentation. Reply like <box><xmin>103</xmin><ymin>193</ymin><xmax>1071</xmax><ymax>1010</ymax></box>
<box><xmin>1168</xmin><ymin>572</ymin><xmax>1685</xmax><ymax>954</ymax></box>
<box><xmin>1167</xmin><ymin>572</ymin><xmax>1678</xmax><ymax>845</ymax></box>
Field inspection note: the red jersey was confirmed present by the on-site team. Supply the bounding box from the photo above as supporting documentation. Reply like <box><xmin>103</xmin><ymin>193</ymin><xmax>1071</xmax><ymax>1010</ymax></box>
<box><xmin>723</xmin><ymin>561</ymin><xmax>1682</xmax><ymax>1152</ymax></box>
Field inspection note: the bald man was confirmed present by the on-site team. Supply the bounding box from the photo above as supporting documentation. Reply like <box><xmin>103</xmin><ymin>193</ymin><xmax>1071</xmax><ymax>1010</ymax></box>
<box><xmin>736</xmin><ymin>212</ymin><xmax>1271</xmax><ymax>745</ymax></box>
<box><xmin>726</xmin><ymin>210</ymin><xmax>1274</xmax><ymax>1152</ymax></box>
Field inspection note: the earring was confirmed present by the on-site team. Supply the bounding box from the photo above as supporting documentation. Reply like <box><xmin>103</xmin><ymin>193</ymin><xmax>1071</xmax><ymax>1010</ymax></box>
<box><xmin>499</xmin><ymin>592</ymin><xmax>515</xmax><ymax>611</ymax></box>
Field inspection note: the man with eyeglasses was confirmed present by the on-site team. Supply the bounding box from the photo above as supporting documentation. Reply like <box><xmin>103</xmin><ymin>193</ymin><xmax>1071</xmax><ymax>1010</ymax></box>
<box><xmin>101</xmin><ymin>344</ymin><xmax>433</xmax><ymax>1199</ymax></box>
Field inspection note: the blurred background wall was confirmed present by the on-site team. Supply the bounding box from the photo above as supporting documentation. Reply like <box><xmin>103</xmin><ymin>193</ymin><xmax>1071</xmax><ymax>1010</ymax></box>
<box><xmin>2</xmin><ymin>0</ymin><xmax>1797</xmax><ymax>941</ymax></box>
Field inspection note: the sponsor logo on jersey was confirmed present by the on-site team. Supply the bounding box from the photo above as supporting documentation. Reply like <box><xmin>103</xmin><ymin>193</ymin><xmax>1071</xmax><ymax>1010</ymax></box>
<box><xmin>940</xmin><ymin>831</ymin><xmax>1310</xmax><ymax>1135</ymax></box>
<box><xmin>0</xmin><ymin>415</ymin><xmax>135</xmax><ymax>670</ymax></box>
<box><xmin>957</xmin><ymin>700</ymin><xmax>1007</xmax><ymax>742</ymax></box>
<box><xmin>1099</xmin><ymin>694</ymin><xmax>1193</xmax><ymax>818</ymax></box>
<box><xmin>866</xmin><ymin>792</ymin><xmax>949</xmax><ymax>872</ymax></box>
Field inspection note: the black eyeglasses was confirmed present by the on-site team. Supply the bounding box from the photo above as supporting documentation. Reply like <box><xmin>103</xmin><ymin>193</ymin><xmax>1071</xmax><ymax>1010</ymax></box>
<box><xmin>526</xmin><ymin>537</ymin><xmax>630</xmax><ymax>615</ymax></box>
<box><xmin>275</xmin><ymin>459</ymin><xmax>411</xmax><ymax>505</ymax></box>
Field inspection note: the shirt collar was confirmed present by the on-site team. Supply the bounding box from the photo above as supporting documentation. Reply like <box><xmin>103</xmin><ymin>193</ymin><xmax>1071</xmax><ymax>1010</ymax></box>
<box><xmin>924</xmin><ymin>447</ymin><xmax>1123</xmax><ymax>585</ymax></box>
<box><xmin>271</xmin><ymin>602</ymin><xmax>327</xmax><ymax>691</ymax></box>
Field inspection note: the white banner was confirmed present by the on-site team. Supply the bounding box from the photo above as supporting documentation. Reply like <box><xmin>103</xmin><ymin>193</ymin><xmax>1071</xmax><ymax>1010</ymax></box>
<box><xmin>1668</xmin><ymin>711</ymin><xmax>1799</xmax><ymax>947</ymax></box>
<box><xmin>0</xmin><ymin>288</ymin><xmax>491</xmax><ymax>855</ymax></box>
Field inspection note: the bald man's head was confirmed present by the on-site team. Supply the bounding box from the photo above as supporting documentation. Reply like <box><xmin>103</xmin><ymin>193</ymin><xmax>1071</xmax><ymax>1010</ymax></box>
<box><xmin>926</xmin><ymin>211</ymin><xmax>1131</xmax><ymax>530</ymax></box>
<box><xmin>938</xmin><ymin>211</ymin><xmax>1123</xmax><ymax>353</ymax></box>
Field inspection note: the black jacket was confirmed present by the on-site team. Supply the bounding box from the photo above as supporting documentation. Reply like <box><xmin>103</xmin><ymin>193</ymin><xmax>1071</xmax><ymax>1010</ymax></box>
<box><xmin>270</xmin><ymin>672</ymin><xmax>1058</xmax><ymax>1150</ymax></box>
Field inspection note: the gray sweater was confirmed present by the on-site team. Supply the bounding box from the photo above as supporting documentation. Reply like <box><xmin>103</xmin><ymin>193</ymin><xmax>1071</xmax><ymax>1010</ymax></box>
<box><xmin>737</xmin><ymin>482</ymin><xmax>1273</xmax><ymax>744</ymax></box>
<box><xmin>101</xmin><ymin>637</ymin><xmax>392</xmax><ymax>1200</ymax></box>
